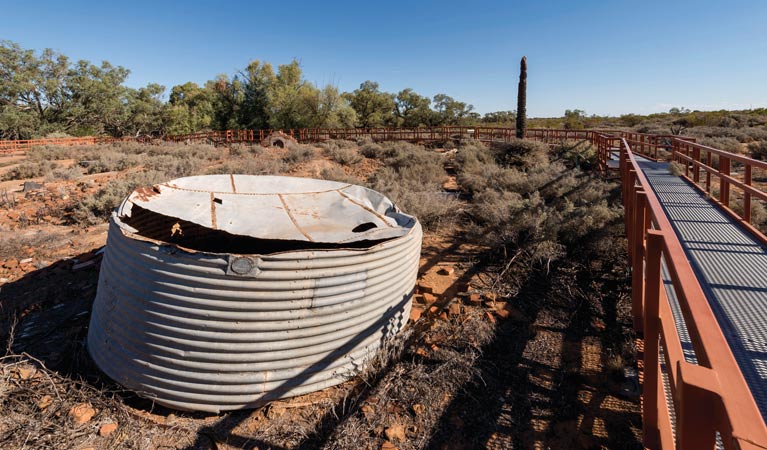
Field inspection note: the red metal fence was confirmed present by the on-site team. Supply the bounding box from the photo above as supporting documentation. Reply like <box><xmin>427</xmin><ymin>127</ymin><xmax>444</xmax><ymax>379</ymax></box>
<box><xmin>621</xmin><ymin>138</ymin><xmax>767</xmax><ymax>449</ymax></box>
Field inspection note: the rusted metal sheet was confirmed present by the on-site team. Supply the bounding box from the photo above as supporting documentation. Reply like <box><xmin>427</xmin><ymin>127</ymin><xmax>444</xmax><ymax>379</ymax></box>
<box><xmin>87</xmin><ymin>175</ymin><xmax>421</xmax><ymax>412</ymax></box>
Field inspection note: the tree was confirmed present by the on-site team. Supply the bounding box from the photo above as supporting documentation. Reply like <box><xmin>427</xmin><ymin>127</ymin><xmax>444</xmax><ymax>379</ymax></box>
<box><xmin>431</xmin><ymin>94</ymin><xmax>474</xmax><ymax>125</ymax></box>
<box><xmin>166</xmin><ymin>82</ymin><xmax>214</xmax><ymax>135</ymax></box>
<box><xmin>266</xmin><ymin>60</ymin><xmax>320</xmax><ymax>129</ymax></box>
<box><xmin>207</xmin><ymin>74</ymin><xmax>244</xmax><ymax>130</ymax></box>
<box><xmin>65</xmin><ymin>60</ymin><xmax>133</xmax><ymax>136</ymax></box>
<box><xmin>482</xmin><ymin>110</ymin><xmax>516</xmax><ymax>124</ymax></box>
<box><xmin>563</xmin><ymin>109</ymin><xmax>586</xmax><ymax>130</ymax></box>
<box><xmin>312</xmin><ymin>84</ymin><xmax>356</xmax><ymax>128</ymax></box>
<box><xmin>516</xmin><ymin>56</ymin><xmax>527</xmax><ymax>138</ymax></box>
<box><xmin>344</xmin><ymin>81</ymin><xmax>395</xmax><ymax>128</ymax></box>
<box><xmin>394</xmin><ymin>88</ymin><xmax>431</xmax><ymax>127</ymax></box>
<box><xmin>239</xmin><ymin>60</ymin><xmax>276</xmax><ymax>129</ymax></box>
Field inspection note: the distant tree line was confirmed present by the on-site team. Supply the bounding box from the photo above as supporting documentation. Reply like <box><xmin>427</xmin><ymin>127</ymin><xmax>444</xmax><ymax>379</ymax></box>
<box><xmin>0</xmin><ymin>40</ymin><xmax>515</xmax><ymax>140</ymax></box>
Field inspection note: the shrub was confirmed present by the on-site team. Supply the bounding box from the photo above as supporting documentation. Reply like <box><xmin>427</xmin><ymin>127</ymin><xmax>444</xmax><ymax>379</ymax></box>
<box><xmin>82</xmin><ymin>150</ymin><xmax>142</xmax><ymax>174</ymax></box>
<box><xmin>495</xmin><ymin>138</ymin><xmax>550</xmax><ymax>169</ymax></box>
<box><xmin>207</xmin><ymin>157</ymin><xmax>286</xmax><ymax>176</ymax></box>
<box><xmin>319</xmin><ymin>166</ymin><xmax>360</xmax><ymax>184</ymax></box>
<box><xmin>71</xmin><ymin>170</ymin><xmax>167</xmax><ymax>225</ymax></box>
<box><xmin>46</xmin><ymin>166</ymin><xmax>82</xmax><ymax>181</ymax></box>
<box><xmin>368</xmin><ymin>167</ymin><xmax>459</xmax><ymax>229</ymax></box>
<box><xmin>697</xmin><ymin>136</ymin><xmax>743</xmax><ymax>154</ymax></box>
<box><xmin>322</xmin><ymin>141</ymin><xmax>363</xmax><ymax>165</ymax></box>
<box><xmin>282</xmin><ymin>144</ymin><xmax>315</xmax><ymax>165</ymax></box>
<box><xmin>143</xmin><ymin>154</ymin><xmax>203</xmax><ymax>178</ymax></box>
<box><xmin>3</xmin><ymin>161</ymin><xmax>59</xmax><ymax>180</ymax></box>
<box><xmin>748</xmin><ymin>140</ymin><xmax>767</xmax><ymax>160</ymax></box>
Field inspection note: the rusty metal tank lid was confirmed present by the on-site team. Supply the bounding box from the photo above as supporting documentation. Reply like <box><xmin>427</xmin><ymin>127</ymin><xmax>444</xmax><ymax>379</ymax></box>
<box><xmin>118</xmin><ymin>175</ymin><xmax>415</xmax><ymax>244</ymax></box>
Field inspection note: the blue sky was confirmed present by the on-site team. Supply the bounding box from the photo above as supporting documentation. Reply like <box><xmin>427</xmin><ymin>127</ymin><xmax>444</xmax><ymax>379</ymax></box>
<box><xmin>3</xmin><ymin>0</ymin><xmax>766</xmax><ymax>117</ymax></box>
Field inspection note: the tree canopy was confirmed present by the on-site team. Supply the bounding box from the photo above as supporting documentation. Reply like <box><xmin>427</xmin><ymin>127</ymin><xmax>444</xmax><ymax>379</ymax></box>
<box><xmin>0</xmin><ymin>40</ymin><xmax>481</xmax><ymax>139</ymax></box>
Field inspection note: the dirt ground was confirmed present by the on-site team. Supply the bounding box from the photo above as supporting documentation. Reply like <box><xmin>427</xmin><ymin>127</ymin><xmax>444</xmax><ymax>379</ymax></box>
<box><xmin>0</xmin><ymin>142</ymin><xmax>641</xmax><ymax>449</ymax></box>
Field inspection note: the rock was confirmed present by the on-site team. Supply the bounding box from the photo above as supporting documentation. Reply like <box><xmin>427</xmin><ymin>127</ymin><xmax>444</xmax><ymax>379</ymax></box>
<box><xmin>412</xmin><ymin>404</ymin><xmax>425</xmax><ymax>416</ymax></box>
<box><xmin>437</xmin><ymin>266</ymin><xmax>455</xmax><ymax>276</ymax></box>
<box><xmin>99</xmin><ymin>422</ymin><xmax>118</xmax><ymax>436</ymax></box>
<box><xmin>69</xmin><ymin>403</ymin><xmax>96</xmax><ymax>425</ymax></box>
<box><xmin>409</xmin><ymin>306</ymin><xmax>425</xmax><ymax>322</ymax></box>
<box><xmin>16</xmin><ymin>366</ymin><xmax>37</xmax><ymax>380</ymax></box>
<box><xmin>381</xmin><ymin>441</ymin><xmax>398</xmax><ymax>450</ymax></box>
<box><xmin>19</xmin><ymin>258</ymin><xmax>33</xmax><ymax>264</ymax></box>
<box><xmin>422</xmin><ymin>293</ymin><xmax>437</xmax><ymax>304</ymax></box>
<box><xmin>448</xmin><ymin>303</ymin><xmax>461</xmax><ymax>316</ymax></box>
<box><xmin>385</xmin><ymin>423</ymin><xmax>406</xmax><ymax>442</ymax></box>
<box><xmin>23</xmin><ymin>181</ymin><xmax>44</xmax><ymax>192</ymax></box>
<box><xmin>468</xmin><ymin>293</ymin><xmax>482</xmax><ymax>303</ymax></box>
<box><xmin>37</xmin><ymin>395</ymin><xmax>53</xmax><ymax>410</ymax></box>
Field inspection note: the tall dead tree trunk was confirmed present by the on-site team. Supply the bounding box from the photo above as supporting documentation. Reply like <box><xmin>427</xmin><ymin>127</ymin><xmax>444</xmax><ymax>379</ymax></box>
<box><xmin>516</xmin><ymin>56</ymin><xmax>527</xmax><ymax>139</ymax></box>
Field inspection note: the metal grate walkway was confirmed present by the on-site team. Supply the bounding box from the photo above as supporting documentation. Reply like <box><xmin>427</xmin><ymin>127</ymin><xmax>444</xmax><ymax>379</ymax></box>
<box><xmin>637</xmin><ymin>157</ymin><xmax>767</xmax><ymax>422</ymax></box>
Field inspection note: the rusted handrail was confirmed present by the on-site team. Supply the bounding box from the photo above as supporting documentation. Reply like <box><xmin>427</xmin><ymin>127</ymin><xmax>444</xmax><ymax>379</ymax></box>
<box><xmin>622</xmin><ymin>137</ymin><xmax>767</xmax><ymax>449</ymax></box>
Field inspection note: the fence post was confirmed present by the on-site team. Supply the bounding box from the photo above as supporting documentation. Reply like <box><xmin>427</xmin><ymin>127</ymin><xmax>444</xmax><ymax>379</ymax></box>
<box><xmin>643</xmin><ymin>230</ymin><xmax>664</xmax><ymax>450</ymax></box>
<box><xmin>676</xmin><ymin>363</ymin><xmax>719</xmax><ymax>450</ymax></box>
<box><xmin>632</xmin><ymin>190</ymin><xmax>647</xmax><ymax>332</ymax></box>
<box><xmin>720</xmin><ymin>156</ymin><xmax>730</xmax><ymax>207</ymax></box>
<box><xmin>745</xmin><ymin>165</ymin><xmax>752</xmax><ymax>223</ymax></box>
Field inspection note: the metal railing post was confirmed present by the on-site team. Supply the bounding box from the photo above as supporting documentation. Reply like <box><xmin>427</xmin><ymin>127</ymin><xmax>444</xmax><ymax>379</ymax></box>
<box><xmin>643</xmin><ymin>230</ymin><xmax>664</xmax><ymax>450</ymax></box>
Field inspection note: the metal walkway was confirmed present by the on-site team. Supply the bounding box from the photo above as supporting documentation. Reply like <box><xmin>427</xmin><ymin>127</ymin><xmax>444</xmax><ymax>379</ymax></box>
<box><xmin>637</xmin><ymin>157</ymin><xmax>767</xmax><ymax>422</ymax></box>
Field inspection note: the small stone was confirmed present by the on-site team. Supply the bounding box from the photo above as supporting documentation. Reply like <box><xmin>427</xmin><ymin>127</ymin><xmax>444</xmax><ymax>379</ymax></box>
<box><xmin>448</xmin><ymin>303</ymin><xmax>461</xmax><ymax>316</ymax></box>
<box><xmin>437</xmin><ymin>266</ymin><xmax>455</xmax><ymax>276</ymax></box>
<box><xmin>409</xmin><ymin>306</ymin><xmax>425</xmax><ymax>322</ymax></box>
<box><xmin>468</xmin><ymin>293</ymin><xmax>482</xmax><ymax>303</ymax></box>
<box><xmin>385</xmin><ymin>423</ymin><xmax>406</xmax><ymax>442</ymax></box>
<box><xmin>422</xmin><ymin>293</ymin><xmax>437</xmax><ymax>304</ymax></box>
<box><xmin>37</xmin><ymin>395</ymin><xmax>53</xmax><ymax>410</ymax></box>
<box><xmin>99</xmin><ymin>422</ymin><xmax>118</xmax><ymax>436</ymax></box>
<box><xmin>69</xmin><ymin>403</ymin><xmax>96</xmax><ymax>425</ymax></box>
<box><xmin>16</xmin><ymin>366</ymin><xmax>37</xmax><ymax>380</ymax></box>
<box><xmin>412</xmin><ymin>404</ymin><xmax>425</xmax><ymax>416</ymax></box>
<box><xmin>381</xmin><ymin>441</ymin><xmax>398</xmax><ymax>450</ymax></box>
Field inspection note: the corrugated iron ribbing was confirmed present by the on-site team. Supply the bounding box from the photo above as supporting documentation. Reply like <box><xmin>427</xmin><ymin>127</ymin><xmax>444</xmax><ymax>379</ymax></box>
<box><xmin>88</xmin><ymin>215</ymin><xmax>421</xmax><ymax>412</ymax></box>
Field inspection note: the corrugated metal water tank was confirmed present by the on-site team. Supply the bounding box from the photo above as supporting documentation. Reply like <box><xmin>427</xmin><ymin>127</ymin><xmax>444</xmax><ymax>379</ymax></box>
<box><xmin>87</xmin><ymin>175</ymin><xmax>422</xmax><ymax>412</ymax></box>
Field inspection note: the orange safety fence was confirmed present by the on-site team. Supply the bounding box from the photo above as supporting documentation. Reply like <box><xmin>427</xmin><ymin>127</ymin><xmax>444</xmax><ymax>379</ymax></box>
<box><xmin>622</xmin><ymin>138</ymin><xmax>767</xmax><ymax>449</ymax></box>
<box><xmin>0</xmin><ymin>126</ymin><xmax>599</xmax><ymax>154</ymax></box>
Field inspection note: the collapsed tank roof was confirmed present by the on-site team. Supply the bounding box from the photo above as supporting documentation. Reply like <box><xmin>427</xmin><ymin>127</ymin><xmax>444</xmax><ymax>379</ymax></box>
<box><xmin>118</xmin><ymin>175</ymin><xmax>416</xmax><ymax>245</ymax></box>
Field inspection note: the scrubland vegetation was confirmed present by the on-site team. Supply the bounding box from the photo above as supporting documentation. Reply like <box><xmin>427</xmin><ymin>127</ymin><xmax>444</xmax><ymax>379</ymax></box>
<box><xmin>0</xmin><ymin>136</ymin><xmax>639</xmax><ymax>449</ymax></box>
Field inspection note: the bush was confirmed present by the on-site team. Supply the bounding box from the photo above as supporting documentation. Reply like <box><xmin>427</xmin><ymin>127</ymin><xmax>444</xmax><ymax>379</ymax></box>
<box><xmin>365</xmin><ymin>143</ymin><xmax>453</xmax><ymax>229</ymax></box>
<box><xmin>3</xmin><ymin>161</ymin><xmax>59</xmax><ymax>180</ymax></box>
<box><xmin>82</xmin><ymin>150</ymin><xmax>142</xmax><ymax>174</ymax></box>
<box><xmin>282</xmin><ymin>144</ymin><xmax>315</xmax><ymax>165</ymax></box>
<box><xmin>207</xmin><ymin>157</ymin><xmax>286</xmax><ymax>176</ymax></box>
<box><xmin>46</xmin><ymin>166</ymin><xmax>82</xmax><ymax>181</ymax></box>
<box><xmin>71</xmin><ymin>170</ymin><xmax>167</xmax><ymax>225</ymax></box>
<box><xmin>368</xmin><ymin>167</ymin><xmax>459</xmax><ymax>229</ymax></box>
<box><xmin>322</xmin><ymin>141</ymin><xmax>363</xmax><ymax>165</ymax></box>
<box><xmin>748</xmin><ymin>141</ymin><xmax>767</xmax><ymax>160</ymax></box>
<box><xmin>319</xmin><ymin>166</ymin><xmax>361</xmax><ymax>184</ymax></box>
<box><xmin>697</xmin><ymin>136</ymin><xmax>743</xmax><ymax>154</ymax></box>
<box><xmin>143</xmin><ymin>154</ymin><xmax>202</xmax><ymax>178</ymax></box>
